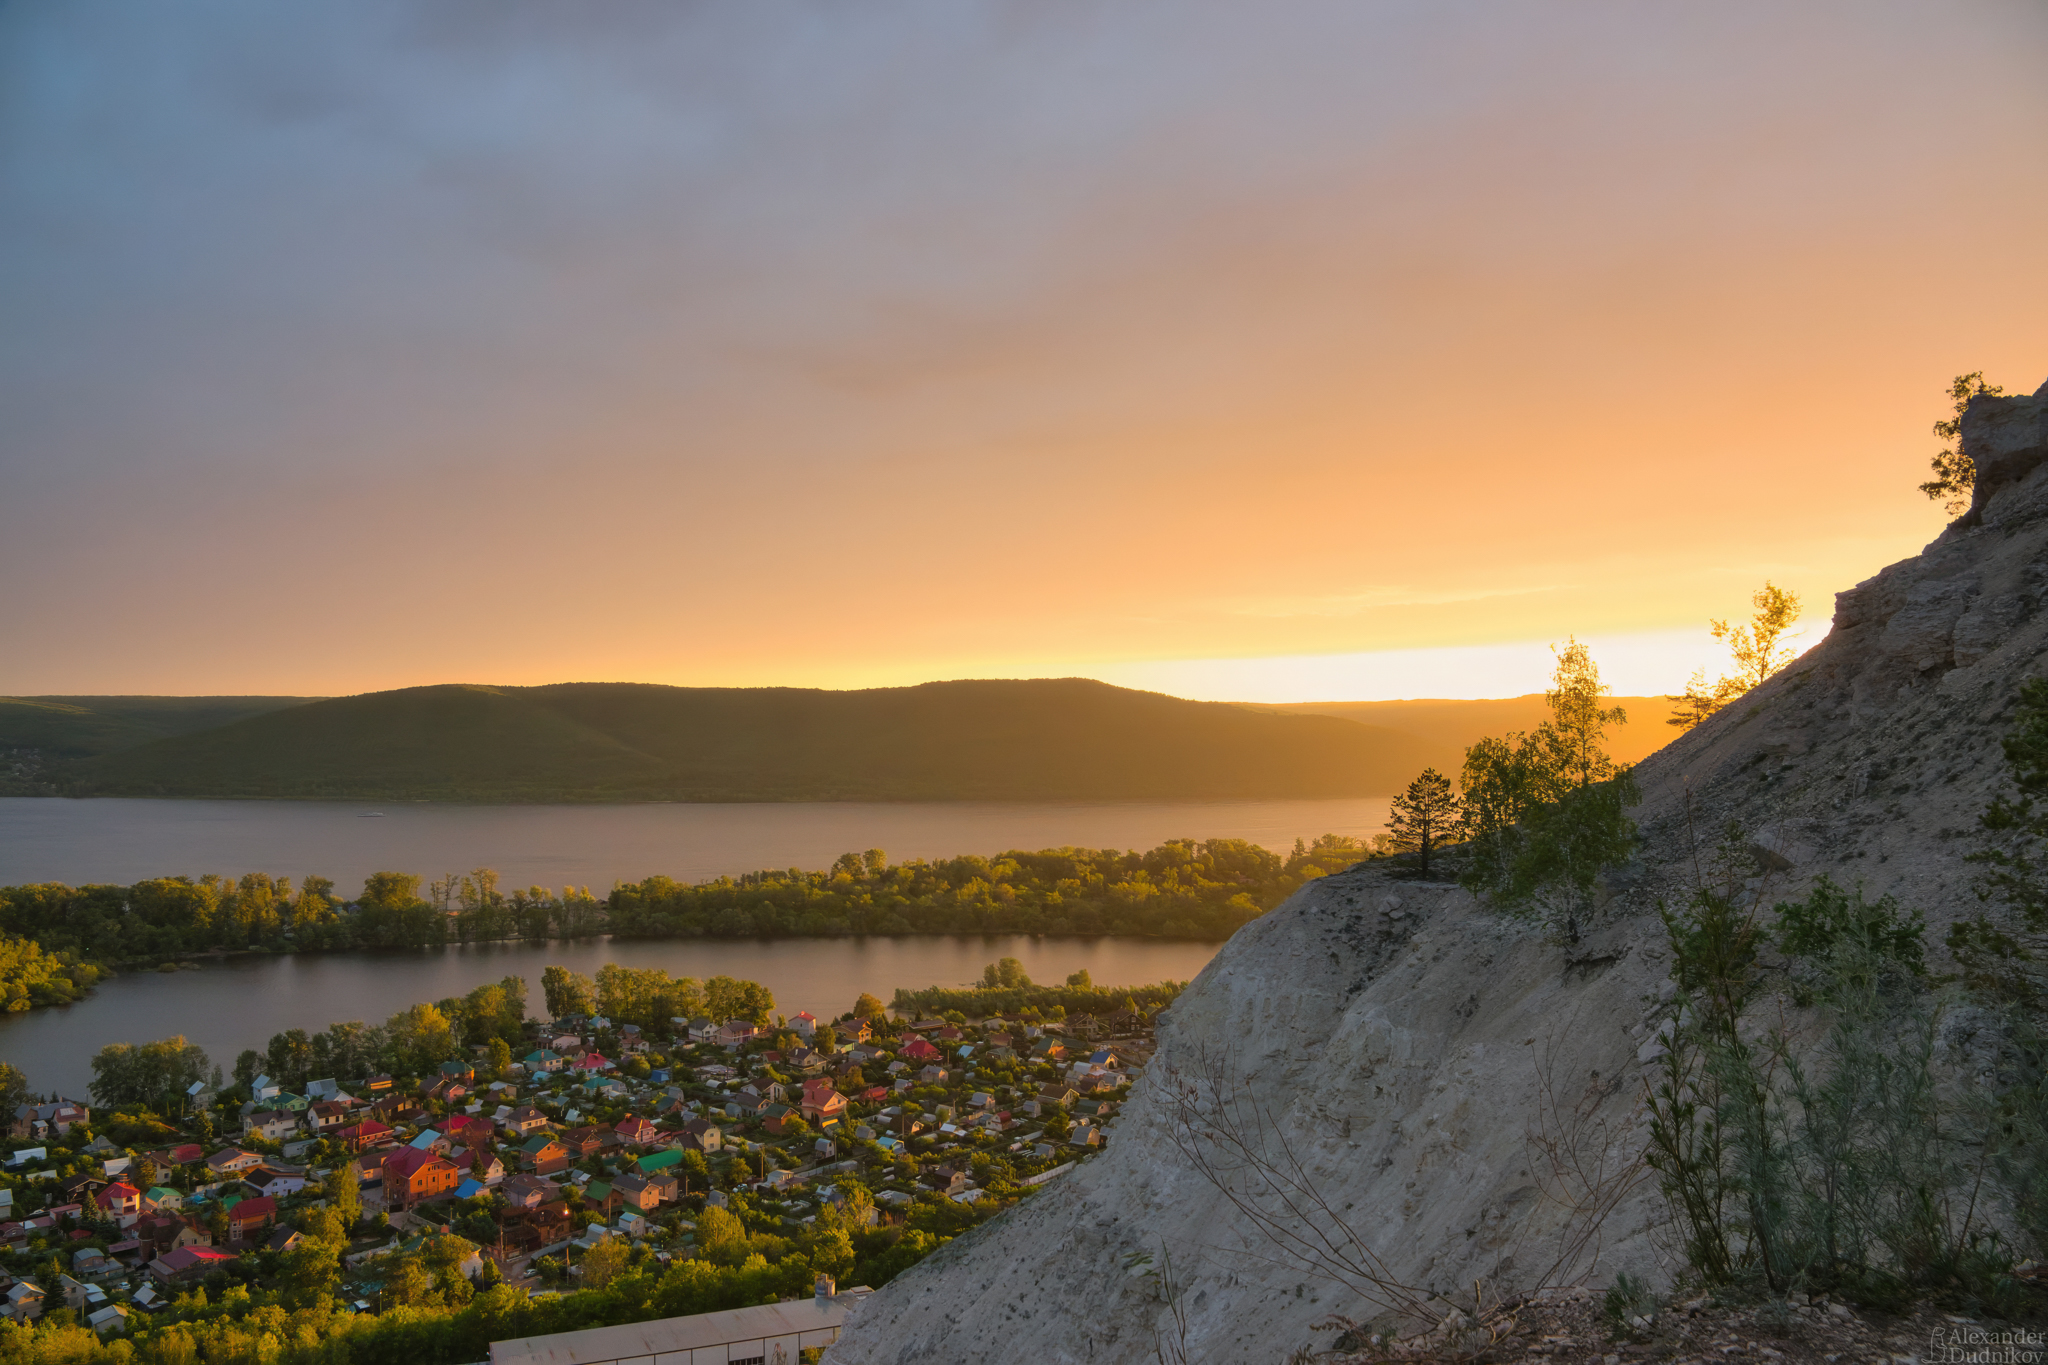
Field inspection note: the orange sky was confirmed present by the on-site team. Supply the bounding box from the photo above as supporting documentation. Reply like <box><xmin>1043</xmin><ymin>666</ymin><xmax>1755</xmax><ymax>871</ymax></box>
<box><xmin>2</xmin><ymin>3</ymin><xmax>2044</xmax><ymax>701</ymax></box>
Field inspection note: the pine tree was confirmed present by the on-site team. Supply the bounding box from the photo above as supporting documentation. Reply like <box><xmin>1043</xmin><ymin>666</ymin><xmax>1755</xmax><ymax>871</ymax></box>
<box><xmin>1385</xmin><ymin>768</ymin><xmax>1460</xmax><ymax>878</ymax></box>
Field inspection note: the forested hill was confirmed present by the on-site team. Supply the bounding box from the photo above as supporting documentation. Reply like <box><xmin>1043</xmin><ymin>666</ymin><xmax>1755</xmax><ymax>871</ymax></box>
<box><xmin>53</xmin><ymin>679</ymin><xmax>1447</xmax><ymax>802</ymax></box>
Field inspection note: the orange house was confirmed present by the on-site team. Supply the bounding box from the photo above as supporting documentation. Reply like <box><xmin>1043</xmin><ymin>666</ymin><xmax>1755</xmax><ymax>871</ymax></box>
<box><xmin>380</xmin><ymin>1149</ymin><xmax>460</xmax><ymax>1209</ymax></box>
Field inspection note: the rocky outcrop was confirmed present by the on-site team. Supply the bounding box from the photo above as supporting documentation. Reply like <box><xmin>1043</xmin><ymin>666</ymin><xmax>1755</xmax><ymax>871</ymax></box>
<box><xmin>824</xmin><ymin>380</ymin><xmax>2048</xmax><ymax>1365</ymax></box>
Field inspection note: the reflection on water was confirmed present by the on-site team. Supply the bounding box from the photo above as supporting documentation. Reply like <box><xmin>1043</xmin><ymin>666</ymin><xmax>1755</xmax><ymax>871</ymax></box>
<box><xmin>0</xmin><ymin>935</ymin><xmax>1224</xmax><ymax>1097</ymax></box>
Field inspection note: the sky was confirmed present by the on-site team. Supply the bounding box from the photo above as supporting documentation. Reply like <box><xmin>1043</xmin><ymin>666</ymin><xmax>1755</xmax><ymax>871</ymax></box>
<box><xmin>2</xmin><ymin>2</ymin><xmax>2044</xmax><ymax>703</ymax></box>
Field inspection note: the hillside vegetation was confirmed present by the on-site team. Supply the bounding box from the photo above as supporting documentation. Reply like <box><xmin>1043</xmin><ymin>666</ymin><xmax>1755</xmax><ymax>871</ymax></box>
<box><xmin>60</xmin><ymin>679</ymin><xmax>1445</xmax><ymax>802</ymax></box>
<box><xmin>0</xmin><ymin>694</ymin><xmax>309</xmax><ymax>761</ymax></box>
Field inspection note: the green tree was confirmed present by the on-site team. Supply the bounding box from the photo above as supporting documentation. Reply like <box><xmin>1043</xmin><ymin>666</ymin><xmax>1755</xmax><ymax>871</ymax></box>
<box><xmin>0</xmin><ymin>1062</ymin><xmax>26</xmax><ymax>1118</ymax></box>
<box><xmin>695</xmin><ymin>1205</ymin><xmax>749</xmax><ymax>1266</ymax></box>
<box><xmin>1921</xmin><ymin>370</ymin><xmax>2005</xmax><ymax>514</ymax></box>
<box><xmin>89</xmin><ymin>1036</ymin><xmax>211</xmax><ymax>1111</ymax></box>
<box><xmin>1064</xmin><ymin>970</ymin><xmax>1092</xmax><ymax>989</ymax></box>
<box><xmin>487</xmin><ymin>1037</ymin><xmax>512</xmax><ymax>1075</ymax></box>
<box><xmin>853</xmin><ymin>992</ymin><xmax>886</xmax><ymax>1020</ymax></box>
<box><xmin>980</xmin><ymin>958</ymin><xmax>1030</xmax><ymax>989</ymax></box>
<box><xmin>704</xmin><ymin>975</ymin><xmax>774</xmax><ymax>1024</ymax></box>
<box><xmin>1462</xmin><ymin>640</ymin><xmax>1638</xmax><ymax>943</ymax></box>
<box><xmin>1668</xmin><ymin>583</ymin><xmax>1802</xmax><ymax>729</ymax></box>
<box><xmin>1384</xmin><ymin>767</ymin><xmax>1460</xmax><ymax>878</ymax></box>
<box><xmin>577</xmin><ymin>1235</ymin><xmax>628</xmax><ymax>1290</ymax></box>
<box><xmin>541</xmin><ymin>965</ymin><xmax>595</xmax><ymax>1020</ymax></box>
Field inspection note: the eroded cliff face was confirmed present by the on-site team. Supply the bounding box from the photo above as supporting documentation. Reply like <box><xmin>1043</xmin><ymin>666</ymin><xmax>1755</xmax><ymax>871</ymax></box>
<box><xmin>825</xmin><ymin>378</ymin><xmax>2048</xmax><ymax>1365</ymax></box>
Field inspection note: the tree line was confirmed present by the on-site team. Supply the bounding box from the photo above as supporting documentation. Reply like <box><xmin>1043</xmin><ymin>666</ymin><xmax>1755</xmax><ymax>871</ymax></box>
<box><xmin>0</xmin><ymin>836</ymin><xmax>1373</xmax><ymax>991</ymax></box>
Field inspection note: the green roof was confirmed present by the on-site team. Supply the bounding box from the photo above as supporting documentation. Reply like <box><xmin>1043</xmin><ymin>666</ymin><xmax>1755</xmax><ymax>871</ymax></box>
<box><xmin>520</xmin><ymin>1135</ymin><xmax>557</xmax><ymax>1154</ymax></box>
<box><xmin>636</xmin><ymin>1149</ymin><xmax>683</xmax><ymax>1174</ymax></box>
<box><xmin>585</xmin><ymin>1180</ymin><xmax>612</xmax><ymax>1201</ymax></box>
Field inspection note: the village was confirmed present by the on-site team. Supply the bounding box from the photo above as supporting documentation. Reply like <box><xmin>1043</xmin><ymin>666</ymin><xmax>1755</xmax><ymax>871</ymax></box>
<box><xmin>0</xmin><ymin>997</ymin><xmax>1159</xmax><ymax>1343</ymax></box>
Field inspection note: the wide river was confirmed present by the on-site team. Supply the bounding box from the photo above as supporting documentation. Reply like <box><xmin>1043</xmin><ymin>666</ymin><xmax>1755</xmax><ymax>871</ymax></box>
<box><xmin>0</xmin><ymin>796</ymin><xmax>1390</xmax><ymax>1095</ymax></box>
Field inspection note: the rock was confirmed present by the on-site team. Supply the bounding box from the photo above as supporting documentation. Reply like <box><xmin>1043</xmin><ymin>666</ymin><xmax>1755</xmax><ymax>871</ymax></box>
<box><xmin>825</xmin><ymin>399</ymin><xmax>2048</xmax><ymax>1365</ymax></box>
<box><xmin>1878</xmin><ymin>575</ymin><xmax>1978</xmax><ymax>673</ymax></box>
<box><xmin>1954</xmin><ymin>593</ymin><xmax>2032</xmax><ymax>666</ymax></box>
<box><xmin>1961</xmin><ymin>377</ymin><xmax>2048</xmax><ymax>524</ymax></box>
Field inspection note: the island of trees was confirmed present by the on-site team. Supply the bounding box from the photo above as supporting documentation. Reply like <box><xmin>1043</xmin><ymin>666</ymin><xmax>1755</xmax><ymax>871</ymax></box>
<box><xmin>0</xmin><ymin>836</ymin><xmax>1372</xmax><ymax>1013</ymax></box>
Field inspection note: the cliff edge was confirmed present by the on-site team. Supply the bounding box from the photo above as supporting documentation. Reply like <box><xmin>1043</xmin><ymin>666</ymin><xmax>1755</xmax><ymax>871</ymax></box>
<box><xmin>825</xmin><ymin>378</ymin><xmax>2048</xmax><ymax>1365</ymax></box>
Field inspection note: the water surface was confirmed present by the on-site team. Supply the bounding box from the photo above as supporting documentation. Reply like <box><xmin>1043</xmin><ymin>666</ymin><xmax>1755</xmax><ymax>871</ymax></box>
<box><xmin>0</xmin><ymin>796</ymin><xmax>1390</xmax><ymax>891</ymax></box>
<box><xmin>0</xmin><ymin>935</ymin><xmax>1220</xmax><ymax>1097</ymax></box>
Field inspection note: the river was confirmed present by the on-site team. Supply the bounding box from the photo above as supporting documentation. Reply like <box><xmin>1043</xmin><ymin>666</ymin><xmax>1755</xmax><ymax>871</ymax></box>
<box><xmin>0</xmin><ymin>796</ymin><xmax>1394</xmax><ymax>1096</ymax></box>
<box><xmin>0</xmin><ymin>934</ymin><xmax>1223</xmax><ymax>1098</ymax></box>
<box><xmin>0</xmin><ymin>796</ymin><xmax>1390</xmax><ymax>891</ymax></box>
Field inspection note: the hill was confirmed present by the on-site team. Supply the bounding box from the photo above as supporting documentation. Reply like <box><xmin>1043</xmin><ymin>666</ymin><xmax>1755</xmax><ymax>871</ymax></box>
<box><xmin>1250</xmin><ymin>692</ymin><xmax>1675</xmax><ymax>767</ymax></box>
<box><xmin>63</xmin><ymin>678</ymin><xmax>1449</xmax><ymax>802</ymax></box>
<box><xmin>0</xmin><ymin>694</ymin><xmax>313</xmax><ymax>759</ymax></box>
<box><xmin>826</xmin><ymin>376</ymin><xmax>2048</xmax><ymax>1363</ymax></box>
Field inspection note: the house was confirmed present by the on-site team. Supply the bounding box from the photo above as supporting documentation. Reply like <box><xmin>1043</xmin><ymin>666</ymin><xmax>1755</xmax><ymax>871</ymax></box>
<box><xmin>616</xmin><ymin>1024</ymin><xmax>646</xmax><ymax>1053</ymax></box>
<box><xmin>69</xmin><ymin>1245</ymin><xmax>111</xmax><ymax>1279</ymax></box>
<box><xmin>328</xmin><ymin>1120</ymin><xmax>396</xmax><ymax>1153</ymax></box>
<box><xmin>613</xmin><ymin>1115</ymin><xmax>657</xmax><ymax>1147</ymax></box>
<box><xmin>242</xmin><ymin>1109</ymin><xmax>299</xmax><ymax>1142</ymax></box>
<box><xmin>686</xmin><ymin>1017</ymin><xmax>718</xmax><ymax>1044</ymax></box>
<box><xmin>246</xmin><ymin>1164</ymin><xmax>309</xmax><ymax>1198</ymax></box>
<box><xmin>582</xmin><ymin>1179</ymin><xmax>619</xmax><ymax>1215</ymax></box>
<box><xmin>522</xmin><ymin>1049</ymin><xmax>565</xmax><ymax>1073</ymax></box>
<box><xmin>679</xmin><ymin>1119</ymin><xmax>722</xmax><ymax>1154</ymax></box>
<box><xmin>58</xmin><ymin>1173</ymin><xmax>106</xmax><ymax>1203</ymax></box>
<box><xmin>787</xmin><ymin>1047</ymin><xmax>829</xmax><ymax>1075</ymax></box>
<box><xmin>148</xmin><ymin>1246</ymin><xmax>238</xmax><ymax>1284</ymax></box>
<box><xmin>1037</xmin><ymin>1086</ymin><xmax>1078</xmax><ymax>1110</ymax></box>
<box><xmin>558</xmin><ymin>1126</ymin><xmax>607</xmax><ymax>1159</ymax></box>
<box><xmin>917</xmin><ymin>1065</ymin><xmax>947</xmax><ymax>1085</ymax></box>
<box><xmin>307</xmin><ymin>1101</ymin><xmax>354</xmax><ymax>1131</ymax></box>
<box><xmin>422</xmin><ymin>1076</ymin><xmax>468</xmax><ymax>1104</ymax></box>
<box><xmin>205</xmin><ymin>1148</ymin><xmax>263</xmax><ymax>1176</ymax></box>
<box><xmin>59</xmin><ymin>1273</ymin><xmax>106</xmax><ymax>1313</ymax></box>
<box><xmin>225</xmin><ymin>1196</ymin><xmax>277</xmax><ymax>1243</ymax></box>
<box><xmin>143</xmin><ymin>1187</ymin><xmax>183</xmax><ymax>1212</ymax></box>
<box><xmin>900</xmin><ymin>1037</ymin><xmax>941</xmax><ymax>1064</ymax></box>
<box><xmin>500</xmin><ymin>1175</ymin><xmax>558</xmax><ymax>1209</ymax></box>
<box><xmin>519</xmin><ymin>1135</ymin><xmax>570</xmax><ymax>1176</ymax></box>
<box><xmin>790</xmin><ymin>1011</ymin><xmax>818</xmax><ymax>1039</ymax></box>
<box><xmin>380</xmin><ymin>1149</ymin><xmax>460</xmax><ymax>1209</ymax></box>
<box><xmin>1032</xmin><ymin>1039</ymin><xmax>1065</xmax><ymax>1062</ymax></box>
<box><xmin>918</xmin><ymin>1167</ymin><xmax>970</xmax><ymax>1197</ymax></box>
<box><xmin>364</xmin><ymin>1073</ymin><xmax>394</xmax><ymax>1092</ymax></box>
<box><xmin>407</xmin><ymin>1128</ymin><xmax>451</xmax><ymax>1155</ymax></box>
<box><xmin>635</xmin><ymin>1148</ymin><xmax>687</xmax><ymax>1179</ymax></box>
<box><xmin>96</xmin><ymin>1181</ymin><xmax>143</xmax><ymax>1217</ymax></box>
<box><xmin>4</xmin><ymin>1280</ymin><xmax>44</xmax><ymax>1321</ymax></box>
<box><xmin>573</xmin><ymin>1051</ymin><xmax>613</xmax><ymax>1074</ymax></box>
<box><xmin>611</xmin><ymin>1173</ymin><xmax>662</xmax><ymax>1211</ymax></box>
<box><xmin>448</xmin><ymin>1147</ymin><xmax>505</xmax><ymax>1186</ymax></box>
<box><xmin>132</xmin><ymin>1214</ymin><xmax>210</xmax><ymax>1258</ymax></box>
<box><xmin>842</xmin><ymin>1018</ymin><xmax>872</xmax><ymax>1044</ymax></box>
<box><xmin>86</xmin><ymin>1304</ymin><xmax>128</xmax><ymax>1336</ymax></box>
<box><xmin>935</xmin><ymin>1026</ymin><xmax>962</xmax><ymax>1043</ymax></box>
<box><xmin>501</xmin><ymin>1105</ymin><xmax>550</xmax><ymax>1136</ymax></box>
<box><xmin>267</xmin><ymin>1227</ymin><xmax>303</xmax><ymax>1254</ymax></box>
<box><xmin>369</xmin><ymin>1094</ymin><xmax>422</xmax><ymax>1126</ymax></box>
<box><xmin>762</xmin><ymin>1104</ymin><xmax>801</xmax><ymax>1135</ymax></box>
<box><xmin>145</xmin><ymin>1143</ymin><xmax>205</xmax><ymax>1169</ymax></box>
<box><xmin>438</xmin><ymin>1059</ymin><xmax>476</xmax><ymax>1083</ymax></box>
<box><xmin>1069</xmin><ymin>1122</ymin><xmax>1102</xmax><ymax>1148</ymax></box>
<box><xmin>716</xmin><ymin>1019</ymin><xmax>761</xmax><ymax>1048</ymax></box>
<box><xmin>303</xmin><ymin>1078</ymin><xmax>343</xmax><ymax>1101</ymax></box>
<box><xmin>799</xmin><ymin>1079</ymin><xmax>848</xmax><ymax>1127</ymax></box>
